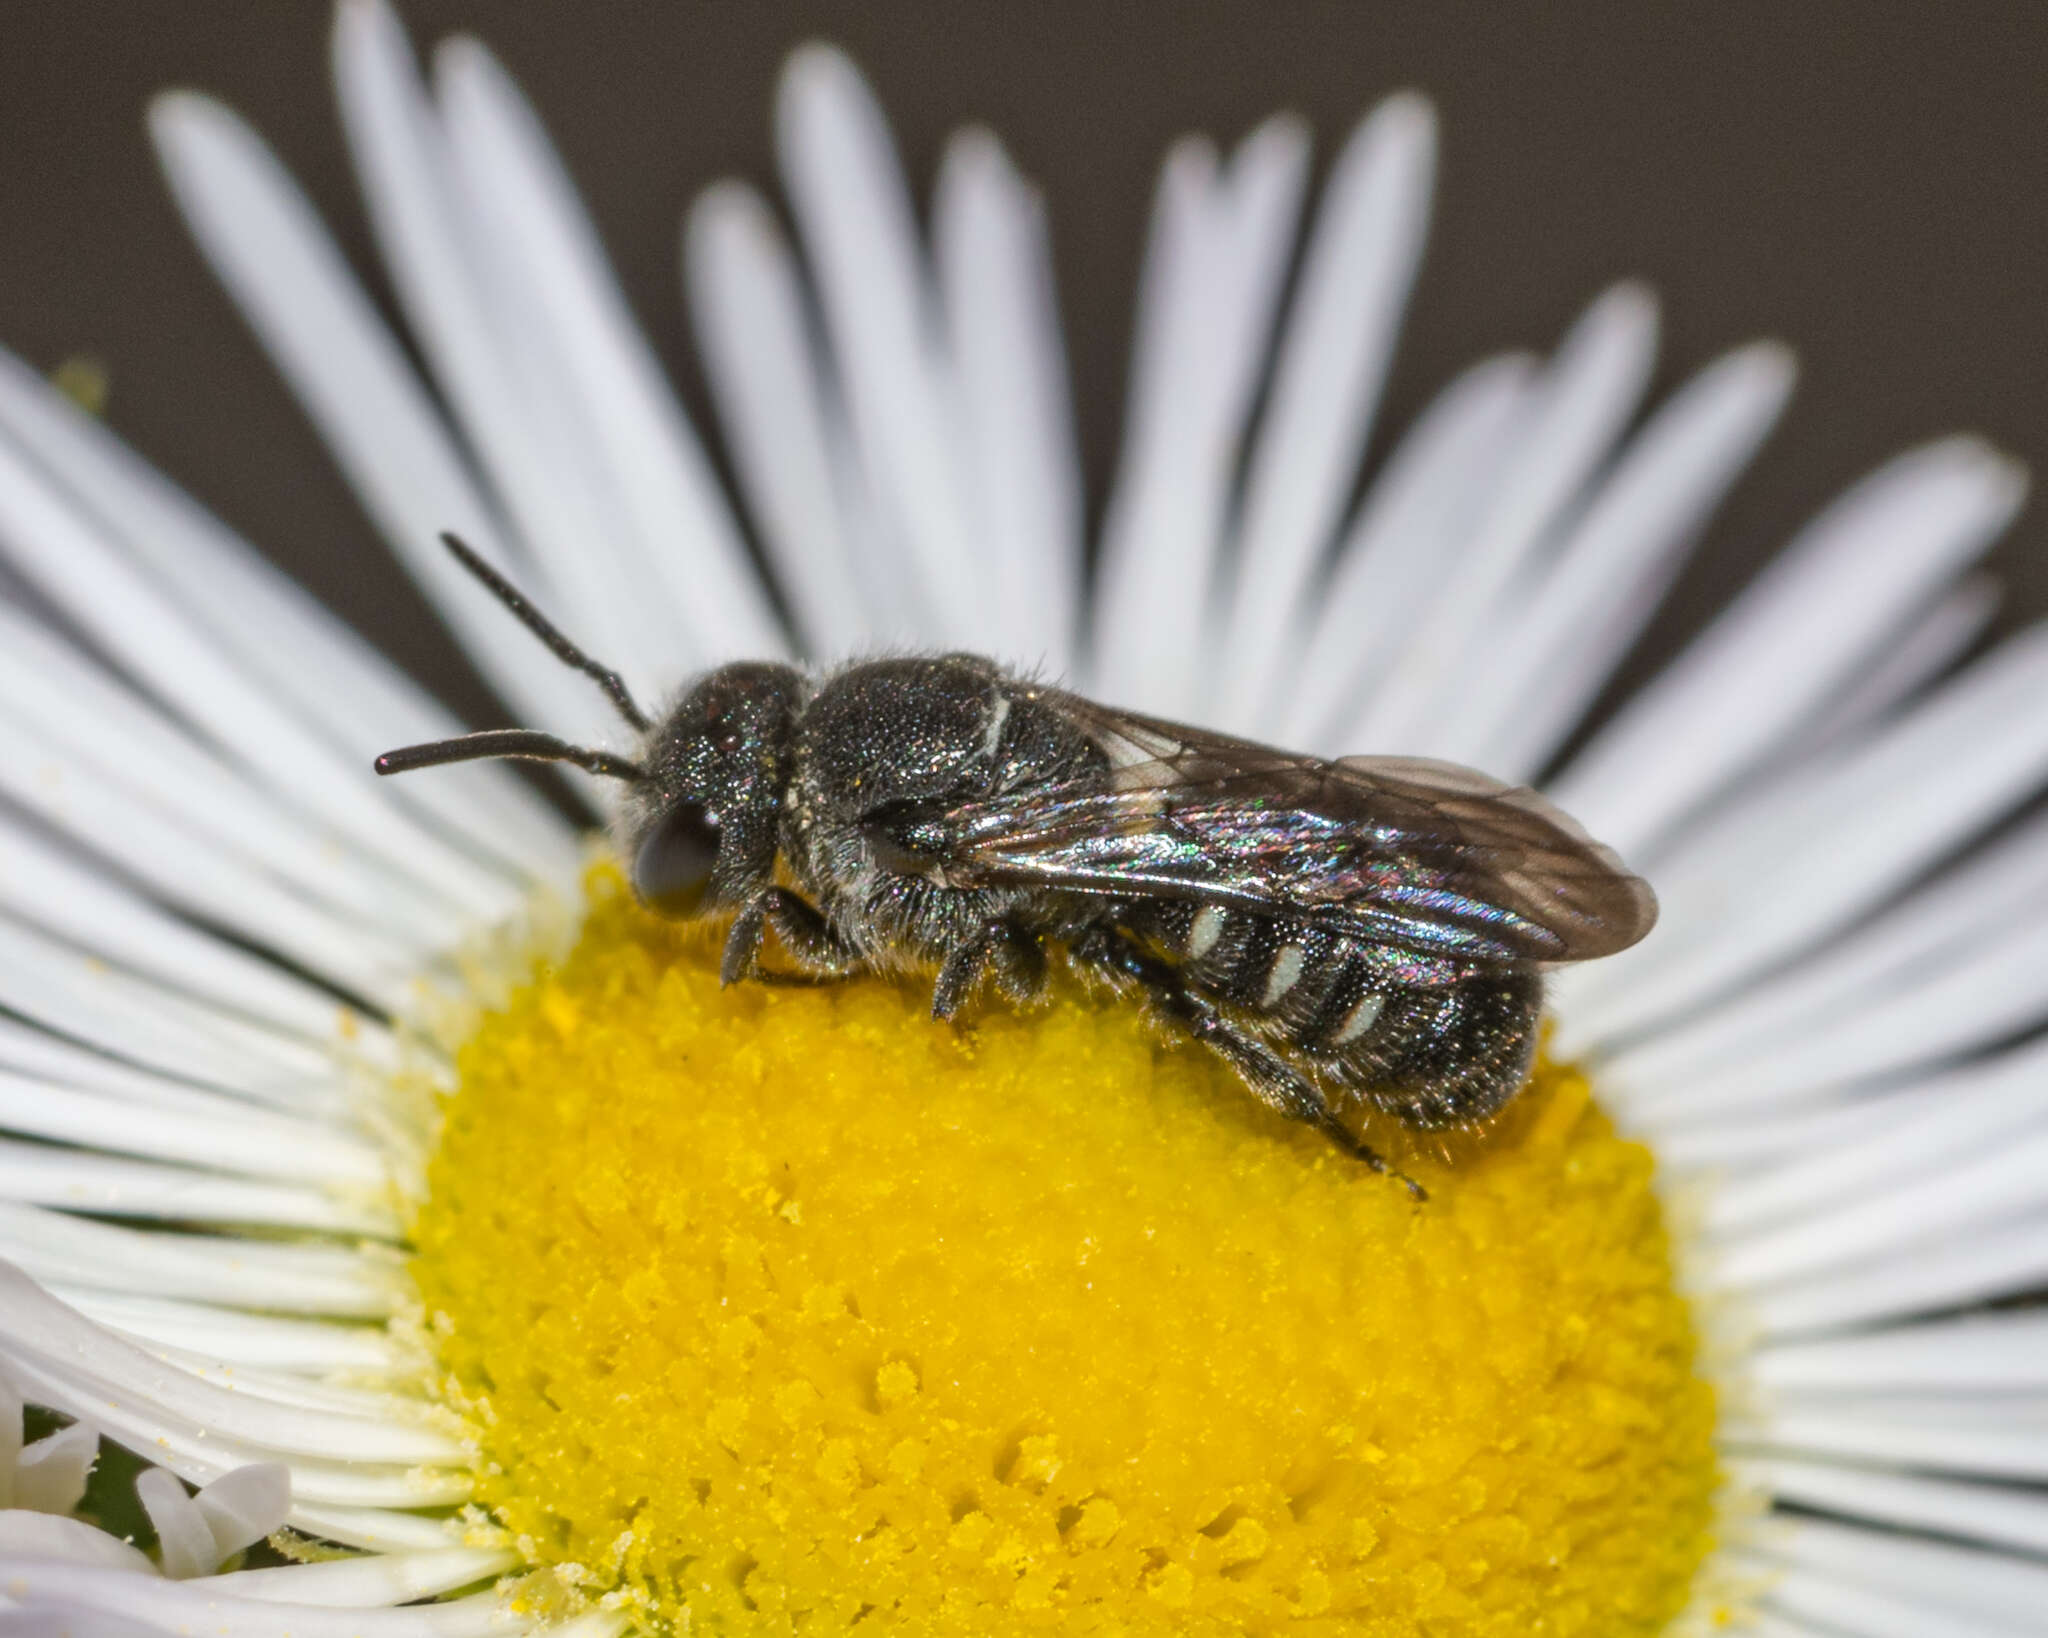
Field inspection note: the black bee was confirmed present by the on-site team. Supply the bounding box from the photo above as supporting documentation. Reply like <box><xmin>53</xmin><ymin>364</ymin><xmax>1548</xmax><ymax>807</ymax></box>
<box><xmin>379</xmin><ymin>535</ymin><xmax>1657</xmax><ymax>1194</ymax></box>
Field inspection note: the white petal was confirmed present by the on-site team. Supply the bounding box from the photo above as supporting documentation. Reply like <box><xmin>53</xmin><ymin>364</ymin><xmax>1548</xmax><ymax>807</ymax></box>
<box><xmin>0</xmin><ymin>1018</ymin><xmax>364</xmax><ymax>1124</ymax></box>
<box><xmin>1775</xmin><ymin>1514</ymin><xmax>2048</xmax><ymax>1628</ymax></box>
<box><xmin>1732</xmin><ymin>1406</ymin><xmax>2048</xmax><ymax>1483</ymax></box>
<box><xmin>0</xmin><ymin>1570</ymin><xmax>523</xmax><ymax>1638</ymax></box>
<box><xmin>0</xmin><ymin>349</ymin><xmax>576</xmax><ymax>888</ymax></box>
<box><xmin>332</xmin><ymin>0</ymin><xmax>675</xmax><ymax>701</ymax></box>
<box><xmin>0</xmin><ymin>1142</ymin><xmax>393</xmax><ymax>1237</ymax></box>
<box><xmin>0</xmin><ymin>726</ymin><xmax>415</xmax><ymax>1017</ymax></box>
<box><xmin>434</xmin><ymin>30</ymin><xmax>787</xmax><ymax>670</ymax></box>
<box><xmin>149</xmin><ymin>89</ymin><xmax>614</xmax><ymax>748</ymax></box>
<box><xmin>13</xmin><ymin>1420</ymin><xmax>96</xmax><ymax>1515</ymax></box>
<box><xmin>7</xmin><ymin>1348</ymin><xmax>465</xmax><ymax>1512</ymax></box>
<box><xmin>1769</xmin><ymin>572</ymin><xmax>2001</xmax><ymax>768</ymax></box>
<box><xmin>0</xmin><ymin>1205</ymin><xmax>399</xmax><ymax>1316</ymax></box>
<box><xmin>1752</xmin><ymin>1212</ymin><xmax>2048</xmax><ymax>1336</ymax></box>
<box><xmin>1692</xmin><ymin>1043</ymin><xmax>2048</xmax><ymax>1233</ymax></box>
<box><xmin>1091</xmin><ymin>119</ymin><xmax>1309</xmax><ymax>713</ymax></box>
<box><xmin>934</xmin><ymin>126</ymin><xmax>1085</xmax><ymax>669</ymax></box>
<box><xmin>1596</xmin><ymin>810</ymin><xmax>2048</xmax><ymax>1111</ymax></box>
<box><xmin>0</xmin><ymin>1509</ymin><xmax>155</xmax><ymax>1575</ymax></box>
<box><xmin>1733</xmin><ymin>1550</ymin><xmax>2028</xmax><ymax>1638</ymax></box>
<box><xmin>1285</xmin><ymin>353</ymin><xmax>1534</xmax><ymax>748</ymax></box>
<box><xmin>0</xmin><ymin>724</ymin><xmax>412</xmax><ymax>1017</ymax></box>
<box><xmin>210</xmin><ymin>1545</ymin><xmax>520</xmax><ymax>1604</ymax></box>
<box><xmin>1561</xmin><ymin>623</ymin><xmax>2048</xmax><ymax>1052</ymax></box>
<box><xmin>97</xmin><ymin>1350</ymin><xmax>416</xmax><ymax>1430</ymax></box>
<box><xmin>1352</xmin><ymin>282</ymin><xmax>1659</xmax><ymax>754</ymax></box>
<box><xmin>0</xmin><ymin>429</ymin><xmax>523</xmax><ymax>930</ymax></box>
<box><xmin>1459</xmin><ymin>341</ymin><xmax>1797</xmax><ymax>778</ymax></box>
<box><xmin>1709</xmin><ymin>1128</ymin><xmax>2048</xmax><ymax>1289</ymax></box>
<box><xmin>1657</xmin><ymin>914</ymin><xmax>2048</xmax><ymax>1115</ymax></box>
<box><xmin>255</xmin><ymin>1502</ymin><xmax>455</xmax><ymax>1555</ymax></box>
<box><xmin>0</xmin><ymin>821</ymin><xmax>389</xmax><ymax>1056</ymax></box>
<box><xmin>1553</xmin><ymin>435</ymin><xmax>2027</xmax><ymax>855</ymax></box>
<box><xmin>0</xmin><ymin>1071</ymin><xmax>384</xmax><ymax>1191</ymax></box>
<box><xmin>685</xmin><ymin>182</ymin><xmax>877</xmax><ymax>656</ymax></box>
<box><xmin>1087</xmin><ymin>133</ymin><xmax>1217</xmax><ymax>700</ymax></box>
<box><xmin>193</xmin><ymin>1463</ymin><xmax>293</xmax><ymax>1565</ymax></box>
<box><xmin>777</xmin><ymin>44</ymin><xmax>986</xmax><ymax>647</ymax></box>
<box><xmin>1</xmin><ymin>1267</ymin><xmax>459</xmax><ymax>1463</ymax></box>
<box><xmin>0</xmin><ymin>918</ymin><xmax>343</xmax><ymax>1105</ymax></box>
<box><xmin>0</xmin><ymin>602</ymin><xmax>452</xmax><ymax>959</ymax></box>
<box><xmin>1211</xmin><ymin>93</ymin><xmax>1436</xmax><ymax>730</ymax></box>
<box><xmin>55</xmin><ymin>1293</ymin><xmax>398</xmax><ymax>1375</ymax></box>
<box><xmin>0</xmin><ymin>1368</ymin><xmax>15</xmax><ymax>1509</ymax></box>
<box><xmin>137</xmin><ymin>1465</ymin><xmax>222</xmax><ymax>1579</ymax></box>
<box><xmin>0</xmin><ymin>749</ymin><xmax>407</xmax><ymax>1031</ymax></box>
<box><xmin>1754</xmin><ymin>1313</ymin><xmax>2048</xmax><ymax>1392</ymax></box>
<box><xmin>1649</xmin><ymin>1081</ymin><xmax>1902</xmax><ymax>1175</ymax></box>
<box><xmin>1725</xmin><ymin>1618</ymin><xmax>1829</xmax><ymax>1638</ymax></box>
<box><xmin>1737</xmin><ymin>1456</ymin><xmax>2048</xmax><ymax>1556</ymax></box>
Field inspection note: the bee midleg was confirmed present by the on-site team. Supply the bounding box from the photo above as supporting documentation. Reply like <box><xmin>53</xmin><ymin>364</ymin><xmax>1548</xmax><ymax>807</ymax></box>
<box><xmin>720</xmin><ymin>886</ymin><xmax>864</xmax><ymax>986</ymax></box>
<box><xmin>1066</xmin><ymin>924</ymin><xmax>1422</xmax><ymax>1198</ymax></box>
<box><xmin>930</xmin><ymin>918</ymin><xmax>1047</xmax><ymax>1020</ymax></box>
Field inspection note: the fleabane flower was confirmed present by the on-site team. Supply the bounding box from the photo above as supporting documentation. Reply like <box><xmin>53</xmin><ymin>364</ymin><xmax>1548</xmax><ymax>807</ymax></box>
<box><xmin>2</xmin><ymin>2</ymin><xmax>2047</xmax><ymax>1634</ymax></box>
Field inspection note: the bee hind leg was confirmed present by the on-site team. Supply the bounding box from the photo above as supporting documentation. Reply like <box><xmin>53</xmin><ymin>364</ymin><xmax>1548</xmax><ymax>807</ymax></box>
<box><xmin>931</xmin><ymin>920</ymin><xmax>1047</xmax><ymax>1020</ymax></box>
<box><xmin>1066</xmin><ymin>925</ymin><xmax>1425</xmax><ymax>1200</ymax></box>
<box><xmin>721</xmin><ymin>887</ymin><xmax>862</xmax><ymax>986</ymax></box>
<box><xmin>1191</xmin><ymin>1014</ymin><xmax>1427</xmax><ymax>1201</ymax></box>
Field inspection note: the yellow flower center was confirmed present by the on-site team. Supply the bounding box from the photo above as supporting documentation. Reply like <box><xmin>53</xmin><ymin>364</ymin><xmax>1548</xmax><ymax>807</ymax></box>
<box><xmin>411</xmin><ymin>872</ymin><xmax>1717</xmax><ymax>1634</ymax></box>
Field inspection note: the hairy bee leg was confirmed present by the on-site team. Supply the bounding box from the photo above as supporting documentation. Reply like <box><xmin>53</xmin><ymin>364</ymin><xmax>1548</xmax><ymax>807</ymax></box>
<box><xmin>929</xmin><ymin>943</ymin><xmax>984</xmax><ymax>1021</ymax></box>
<box><xmin>721</xmin><ymin>887</ymin><xmax>862</xmax><ymax>986</ymax></box>
<box><xmin>1189</xmin><ymin>1015</ymin><xmax>1424</xmax><ymax>1199</ymax></box>
<box><xmin>991</xmin><ymin>924</ymin><xmax>1048</xmax><ymax>1001</ymax></box>
<box><xmin>1067</xmin><ymin>926</ymin><xmax>1425</xmax><ymax>1200</ymax></box>
<box><xmin>930</xmin><ymin>921</ymin><xmax>1047</xmax><ymax>1020</ymax></box>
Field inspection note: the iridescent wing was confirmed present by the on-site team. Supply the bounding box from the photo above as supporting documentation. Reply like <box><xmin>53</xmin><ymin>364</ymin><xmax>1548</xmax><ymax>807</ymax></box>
<box><xmin>937</xmin><ymin>693</ymin><xmax>1657</xmax><ymax>965</ymax></box>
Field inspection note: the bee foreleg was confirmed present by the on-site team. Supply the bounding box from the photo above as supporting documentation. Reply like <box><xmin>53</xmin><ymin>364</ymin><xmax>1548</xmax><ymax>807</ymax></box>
<box><xmin>721</xmin><ymin>887</ymin><xmax>862</xmax><ymax>986</ymax></box>
<box><xmin>931</xmin><ymin>920</ymin><xmax>1047</xmax><ymax>1020</ymax></box>
<box><xmin>1066</xmin><ymin>925</ymin><xmax>1424</xmax><ymax>1199</ymax></box>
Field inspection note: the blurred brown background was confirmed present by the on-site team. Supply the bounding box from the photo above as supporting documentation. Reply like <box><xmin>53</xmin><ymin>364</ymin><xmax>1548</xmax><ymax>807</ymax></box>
<box><xmin>1</xmin><ymin>2</ymin><xmax>2044</xmax><ymax>734</ymax></box>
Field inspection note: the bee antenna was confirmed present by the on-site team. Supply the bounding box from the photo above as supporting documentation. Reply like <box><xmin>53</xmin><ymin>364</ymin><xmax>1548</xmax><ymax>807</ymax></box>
<box><xmin>375</xmin><ymin>729</ymin><xmax>645</xmax><ymax>782</ymax></box>
<box><xmin>439</xmin><ymin>531</ymin><xmax>652</xmax><ymax>733</ymax></box>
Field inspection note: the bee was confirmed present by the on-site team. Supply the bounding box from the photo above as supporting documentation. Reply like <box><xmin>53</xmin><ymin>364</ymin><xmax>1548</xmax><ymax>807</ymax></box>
<box><xmin>379</xmin><ymin>535</ymin><xmax>1657</xmax><ymax>1195</ymax></box>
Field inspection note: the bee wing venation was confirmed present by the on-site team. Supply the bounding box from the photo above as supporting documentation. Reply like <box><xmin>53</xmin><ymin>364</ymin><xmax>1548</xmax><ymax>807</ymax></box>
<box><xmin>942</xmin><ymin>694</ymin><xmax>1657</xmax><ymax>964</ymax></box>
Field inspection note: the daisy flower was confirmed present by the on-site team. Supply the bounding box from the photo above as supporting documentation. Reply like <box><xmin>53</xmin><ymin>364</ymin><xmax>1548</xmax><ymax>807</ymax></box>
<box><xmin>4</xmin><ymin>3</ymin><xmax>2048</xmax><ymax>1633</ymax></box>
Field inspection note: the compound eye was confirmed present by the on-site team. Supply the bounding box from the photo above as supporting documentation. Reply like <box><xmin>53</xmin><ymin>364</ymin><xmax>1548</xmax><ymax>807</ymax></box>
<box><xmin>632</xmin><ymin>800</ymin><xmax>722</xmax><ymax>916</ymax></box>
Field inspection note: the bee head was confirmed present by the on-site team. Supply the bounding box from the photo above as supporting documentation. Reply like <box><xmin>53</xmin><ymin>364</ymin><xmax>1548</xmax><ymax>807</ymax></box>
<box><xmin>370</xmin><ymin>539</ymin><xmax>810</xmax><ymax>921</ymax></box>
<box><xmin>625</xmin><ymin>661</ymin><xmax>808</xmax><ymax>918</ymax></box>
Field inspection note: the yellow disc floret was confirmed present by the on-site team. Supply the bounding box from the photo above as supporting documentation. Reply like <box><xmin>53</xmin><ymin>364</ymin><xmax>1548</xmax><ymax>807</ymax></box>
<box><xmin>411</xmin><ymin>871</ymin><xmax>1716</xmax><ymax>1634</ymax></box>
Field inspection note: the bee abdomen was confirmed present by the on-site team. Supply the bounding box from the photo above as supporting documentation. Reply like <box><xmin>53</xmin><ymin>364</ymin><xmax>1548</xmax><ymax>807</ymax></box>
<box><xmin>1148</xmin><ymin>901</ymin><xmax>1542</xmax><ymax>1131</ymax></box>
<box><xmin>1329</xmin><ymin>970</ymin><xmax>1542</xmax><ymax>1128</ymax></box>
<box><xmin>1168</xmin><ymin>903</ymin><xmax>1317</xmax><ymax>1011</ymax></box>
